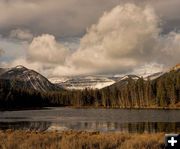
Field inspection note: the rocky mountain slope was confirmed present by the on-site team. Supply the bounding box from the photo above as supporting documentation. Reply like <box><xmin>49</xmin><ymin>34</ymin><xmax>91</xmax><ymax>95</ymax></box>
<box><xmin>0</xmin><ymin>65</ymin><xmax>61</xmax><ymax>92</ymax></box>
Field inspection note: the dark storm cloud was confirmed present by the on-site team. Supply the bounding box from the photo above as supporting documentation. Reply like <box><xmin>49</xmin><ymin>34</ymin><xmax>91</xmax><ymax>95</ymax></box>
<box><xmin>0</xmin><ymin>0</ymin><xmax>119</xmax><ymax>37</ymax></box>
<box><xmin>0</xmin><ymin>0</ymin><xmax>180</xmax><ymax>38</ymax></box>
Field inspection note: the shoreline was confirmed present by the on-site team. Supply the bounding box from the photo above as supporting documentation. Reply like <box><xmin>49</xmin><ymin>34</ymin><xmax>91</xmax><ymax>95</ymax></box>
<box><xmin>1</xmin><ymin>105</ymin><xmax>180</xmax><ymax>111</ymax></box>
<box><xmin>69</xmin><ymin>105</ymin><xmax>180</xmax><ymax>110</ymax></box>
<box><xmin>0</xmin><ymin>130</ymin><xmax>165</xmax><ymax>149</ymax></box>
<box><xmin>0</xmin><ymin>107</ymin><xmax>49</xmax><ymax>112</ymax></box>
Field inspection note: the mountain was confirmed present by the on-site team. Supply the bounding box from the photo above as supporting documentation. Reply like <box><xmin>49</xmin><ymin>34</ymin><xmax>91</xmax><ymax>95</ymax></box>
<box><xmin>102</xmin><ymin>75</ymin><xmax>140</xmax><ymax>90</ymax></box>
<box><xmin>104</xmin><ymin>64</ymin><xmax>180</xmax><ymax>91</ymax></box>
<box><xmin>49</xmin><ymin>77</ymin><xmax>69</xmax><ymax>84</ymax></box>
<box><xmin>0</xmin><ymin>64</ymin><xmax>178</xmax><ymax>92</ymax></box>
<box><xmin>49</xmin><ymin>72</ymin><xmax>165</xmax><ymax>90</ymax></box>
<box><xmin>154</xmin><ymin>65</ymin><xmax>180</xmax><ymax>82</ymax></box>
<box><xmin>51</xmin><ymin>76</ymin><xmax>115</xmax><ymax>90</ymax></box>
<box><xmin>0</xmin><ymin>65</ymin><xmax>61</xmax><ymax>92</ymax></box>
<box><xmin>144</xmin><ymin>72</ymin><xmax>165</xmax><ymax>80</ymax></box>
<box><xmin>0</xmin><ymin>64</ymin><xmax>179</xmax><ymax>109</ymax></box>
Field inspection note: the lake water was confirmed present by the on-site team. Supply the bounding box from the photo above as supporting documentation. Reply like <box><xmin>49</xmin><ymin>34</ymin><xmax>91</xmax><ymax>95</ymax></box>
<box><xmin>0</xmin><ymin>107</ymin><xmax>180</xmax><ymax>133</ymax></box>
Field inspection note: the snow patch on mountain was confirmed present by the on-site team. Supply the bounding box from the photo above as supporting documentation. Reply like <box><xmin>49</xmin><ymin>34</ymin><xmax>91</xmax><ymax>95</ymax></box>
<box><xmin>53</xmin><ymin>76</ymin><xmax>115</xmax><ymax>90</ymax></box>
<box><xmin>15</xmin><ymin>65</ymin><xmax>25</xmax><ymax>69</ymax></box>
<box><xmin>144</xmin><ymin>72</ymin><xmax>165</xmax><ymax>80</ymax></box>
<box><xmin>49</xmin><ymin>77</ymin><xmax>69</xmax><ymax>84</ymax></box>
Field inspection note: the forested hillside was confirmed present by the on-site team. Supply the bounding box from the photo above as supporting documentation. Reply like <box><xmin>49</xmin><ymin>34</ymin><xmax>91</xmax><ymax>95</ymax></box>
<box><xmin>0</xmin><ymin>69</ymin><xmax>179</xmax><ymax>109</ymax></box>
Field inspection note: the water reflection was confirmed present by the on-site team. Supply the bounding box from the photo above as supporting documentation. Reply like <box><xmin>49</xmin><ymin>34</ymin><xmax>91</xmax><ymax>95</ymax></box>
<box><xmin>0</xmin><ymin>121</ymin><xmax>51</xmax><ymax>131</ymax></box>
<box><xmin>0</xmin><ymin>121</ymin><xmax>179</xmax><ymax>133</ymax></box>
<box><xmin>0</xmin><ymin>108</ymin><xmax>180</xmax><ymax>133</ymax></box>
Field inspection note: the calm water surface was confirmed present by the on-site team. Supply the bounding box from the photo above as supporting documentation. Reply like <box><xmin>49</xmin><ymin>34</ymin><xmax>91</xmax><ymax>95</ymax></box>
<box><xmin>0</xmin><ymin>107</ymin><xmax>180</xmax><ymax>133</ymax></box>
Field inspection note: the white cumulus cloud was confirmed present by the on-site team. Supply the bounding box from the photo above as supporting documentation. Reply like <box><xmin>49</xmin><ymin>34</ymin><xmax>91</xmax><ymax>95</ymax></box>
<box><xmin>69</xmin><ymin>3</ymin><xmax>180</xmax><ymax>75</ymax></box>
<box><xmin>28</xmin><ymin>34</ymin><xmax>69</xmax><ymax>64</ymax></box>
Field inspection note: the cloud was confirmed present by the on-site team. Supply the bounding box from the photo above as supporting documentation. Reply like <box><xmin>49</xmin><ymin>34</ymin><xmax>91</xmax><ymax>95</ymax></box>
<box><xmin>0</xmin><ymin>33</ymin><xmax>71</xmax><ymax>77</ymax></box>
<box><xmin>28</xmin><ymin>34</ymin><xmax>69</xmax><ymax>64</ymax></box>
<box><xmin>68</xmin><ymin>3</ymin><xmax>180</xmax><ymax>75</ymax></box>
<box><xmin>1</xmin><ymin>3</ymin><xmax>180</xmax><ymax>77</ymax></box>
<box><xmin>69</xmin><ymin>4</ymin><xmax>159</xmax><ymax>74</ymax></box>
<box><xmin>132</xmin><ymin>63</ymin><xmax>164</xmax><ymax>76</ymax></box>
<box><xmin>0</xmin><ymin>0</ymin><xmax>180</xmax><ymax>38</ymax></box>
<box><xmin>0</xmin><ymin>0</ymin><xmax>119</xmax><ymax>37</ymax></box>
<box><xmin>9</xmin><ymin>28</ymin><xmax>33</xmax><ymax>41</ymax></box>
<box><xmin>0</xmin><ymin>35</ymin><xmax>28</xmax><ymax>63</ymax></box>
<box><xmin>0</xmin><ymin>48</ymin><xmax>5</xmax><ymax>56</ymax></box>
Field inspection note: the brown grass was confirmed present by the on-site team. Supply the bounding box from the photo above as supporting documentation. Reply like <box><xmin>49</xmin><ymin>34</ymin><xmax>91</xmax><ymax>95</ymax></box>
<box><xmin>0</xmin><ymin>130</ymin><xmax>165</xmax><ymax>149</ymax></box>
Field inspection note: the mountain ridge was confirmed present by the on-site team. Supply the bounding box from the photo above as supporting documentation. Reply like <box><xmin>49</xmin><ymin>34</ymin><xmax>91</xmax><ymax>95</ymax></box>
<box><xmin>0</xmin><ymin>64</ymin><xmax>179</xmax><ymax>109</ymax></box>
<box><xmin>0</xmin><ymin>64</ymin><xmax>179</xmax><ymax>91</ymax></box>
<box><xmin>0</xmin><ymin>65</ymin><xmax>62</xmax><ymax>92</ymax></box>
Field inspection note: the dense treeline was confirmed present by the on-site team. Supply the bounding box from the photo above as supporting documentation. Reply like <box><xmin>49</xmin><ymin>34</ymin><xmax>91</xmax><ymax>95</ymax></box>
<box><xmin>0</xmin><ymin>70</ymin><xmax>179</xmax><ymax>109</ymax></box>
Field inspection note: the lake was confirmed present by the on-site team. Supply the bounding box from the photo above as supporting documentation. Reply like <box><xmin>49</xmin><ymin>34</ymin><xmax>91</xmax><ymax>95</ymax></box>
<box><xmin>0</xmin><ymin>107</ymin><xmax>180</xmax><ymax>133</ymax></box>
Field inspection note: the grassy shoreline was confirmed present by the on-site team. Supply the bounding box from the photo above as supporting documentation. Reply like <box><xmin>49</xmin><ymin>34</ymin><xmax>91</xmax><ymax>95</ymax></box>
<box><xmin>0</xmin><ymin>130</ymin><xmax>165</xmax><ymax>149</ymax></box>
<box><xmin>69</xmin><ymin>105</ymin><xmax>180</xmax><ymax>110</ymax></box>
<box><xmin>1</xmin><ymin>105</ymin><xmax>180</xmax><ymax>111</ymax></box>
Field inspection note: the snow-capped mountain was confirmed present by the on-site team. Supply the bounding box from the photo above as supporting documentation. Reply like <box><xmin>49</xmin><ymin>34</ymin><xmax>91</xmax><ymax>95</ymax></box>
<box><xmin>105</xmin><ymin>64</ymin><xmax>180</xmax><ymax>91</ymax></box>
<box><xmin>1</xmin><ymin>64</ymin><xmax>177</xmax><ymax>91</ymax></box>
<box><xmin>117</xmin><ymin>75</ymin><xmax>140</xmax><ymax>81</ymax></box>
<box><xmin>51</xmin><ymin>76</ymin><xmax>115</xmax><ymax>90</ymax></box>
<box><xmin>102</xmin><ymin>75</ymin><xmax>141</xmax><ymax>90</ymax></box>
<box><xmin>0</xmin><ymin>65</ymin><xmax>61</xmax><ymax>92</ymax></box>
<box><xmin>142</xmin><ymin>63</ymin><xmax>179</xmax><ymax>80</ymax></box>
<box><xmin>49</xmin><ymin>77</ymin><xmax>70</xmax><ymax>84</ymax></box>
<box><xmin>144</xmin><ymin>72</ymin><xmax>165</xmax><ymax>80</ymax></box>
<box><xmin>49</xmin><ymin>72</ymin><xmax>165</xmax><ymax>90</ymax></box>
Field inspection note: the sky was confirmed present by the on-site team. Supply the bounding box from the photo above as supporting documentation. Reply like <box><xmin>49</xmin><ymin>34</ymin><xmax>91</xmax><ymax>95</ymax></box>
<box><xmin>0</xmin><ymin>0</ymin><xmax>180</xmax><ymax>78</ymax></box>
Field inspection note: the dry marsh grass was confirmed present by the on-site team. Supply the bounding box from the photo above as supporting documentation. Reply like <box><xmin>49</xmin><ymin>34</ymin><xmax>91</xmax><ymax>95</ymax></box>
<box><xmin>0</xmin><ymin>130</ymin><xmax>164</xmax><ymax>149</ymax></box>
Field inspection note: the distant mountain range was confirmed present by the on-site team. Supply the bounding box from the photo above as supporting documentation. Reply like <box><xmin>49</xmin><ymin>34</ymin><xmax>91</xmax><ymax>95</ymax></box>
<box><xmin>0</xmin><ymin>64</ymin><xmax>179</xmax><ymax>92</ymax></box>
<box><xmin>0</xmin><ymin>64</ymin><xmax>179</xmax><ymax>109</ymax></box>
<box><xmin>50</xmin><ymin>76</ymin><xmax>116</xmax><ymax>90</ymax></box>
<box><xmin>50</xmin><ymin>73</ymin><xmax>164</xmax><ymax>90</ymax></box>
<box><xmin>106</xmin><ymin>67</ymin><xmax>180</xmax><ymax>91</ymax></box>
